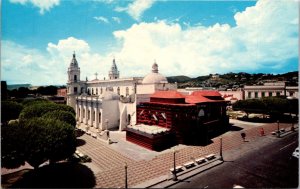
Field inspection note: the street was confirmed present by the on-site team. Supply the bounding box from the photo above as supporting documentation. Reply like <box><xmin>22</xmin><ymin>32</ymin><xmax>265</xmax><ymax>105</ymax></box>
<box><xmin>171</xmin><ymin>132</ymin><xmax>299</xmax><ymax>188</ymax></box>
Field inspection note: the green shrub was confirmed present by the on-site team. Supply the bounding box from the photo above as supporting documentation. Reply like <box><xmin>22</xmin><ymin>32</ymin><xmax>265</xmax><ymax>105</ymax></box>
<box><xmin>1</xmin><ymin>122</ymin><xmax>26</xmax><ymax>169</ymax></box>
<box><xmin>19</xmin><ymin>103</ymin><xmax>75</xmax><ymax>121</ymax></box>
<box><xmin>1</xmin><ymin>101</ymin><xmax>24</xmax><ymax>124</ymax></box>
<box><xmin>42</xmin><ymin>110</ymin><xmax>76</xmax><ymax>127</ymax></box>
<box><xmin>22</xmin><ymin>118</ymin><xmax>76</xmax><ymax>168</ymax></box>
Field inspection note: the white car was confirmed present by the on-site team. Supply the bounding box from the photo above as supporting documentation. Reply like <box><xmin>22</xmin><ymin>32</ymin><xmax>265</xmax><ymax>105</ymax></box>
<box><xmin>292</xmin><ymin>147</ymin><xmax>299</xmax><ymax>159</ymax></box>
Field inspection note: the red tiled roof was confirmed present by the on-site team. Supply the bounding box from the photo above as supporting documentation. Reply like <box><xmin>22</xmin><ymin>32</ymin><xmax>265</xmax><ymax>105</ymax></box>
<box><xmin>191</xmin><ymin>90</ymin><xmax>222</xmax><ymax>97</ymax></box>
<box><xmin>142</xmin><ymin>102</ymin><xmax>195</xmax><ymax>106</ymax></box>
<box><xmin>185</xmin><ymin>95</ymin><xmax>214</xmax><ymax>104</ymax></box>
<box><xmin>150</xmin><ymin>90</ymin><xmax>186</xmax><ymax>99</ymax></box>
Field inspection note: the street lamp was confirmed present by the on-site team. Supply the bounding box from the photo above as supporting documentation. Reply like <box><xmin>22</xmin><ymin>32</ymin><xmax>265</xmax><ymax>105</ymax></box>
<box><xmin>105</xmin><ymin>119</ymin><xmax>108</xmax><ymax>131</ymax></box>
<box><xmin>125</xmin><ymin>162</ymin><xmax>128</xmax><ymax>189</ymax></box>
<box><xmin>277</xmin><ymin>120</ymin><xmax>280</xmax><ymax>138</ymax></box>
<box><xmin>220</xmin><ymin>137</ymin><xmax>223</xmax><ymax>161</ymax></box>
<box><xmin>172</xmin><ymin>148</ymin><xmax>178</xmax><ymax>181</ymax></box>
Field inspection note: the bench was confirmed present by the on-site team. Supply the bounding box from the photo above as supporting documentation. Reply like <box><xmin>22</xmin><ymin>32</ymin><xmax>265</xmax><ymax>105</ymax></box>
<box><xmin>92</xmin><ymin>133</ymin><xmax>97</xmax><ymax>138</ymax></box>
<box><xmin>205</xmin><ymin>154</ymin><xmax>216</xmax><ymax>160</ymax></box>
<box><xmin>195</xmin><ymin>157</ymin><xmax>206</xmax><ymax>164</ymax></box>
<box><xmin>170</xmin><ymin>165</ymin><xmax>184</xmax><ymax>173</ymax></box>
<box><xmin>183</xmin><ymin>161</ymin><xmax>195</xmax><ymax>169</ymax></box>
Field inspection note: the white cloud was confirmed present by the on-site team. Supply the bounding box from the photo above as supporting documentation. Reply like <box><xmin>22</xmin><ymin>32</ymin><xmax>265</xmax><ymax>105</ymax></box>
<box><xmin>2</xmin><ymin>37</ymin><xmax>111</xmax><ymax>85</ymax></box>
<box><xmin>94</xmin><ymin>16</ymin><xmax>109</xmax><ymax>24</ymax></box>
<box><xmin>112</xmin><ymin>16</ymin><xmax>121</xmax><ymax>24</ymax></box>
<box><xmin>2</xmin><ymin>0</ymin><xmax>298</xmax><ymax>86</ymax></box>
<box><xmin>92</xmin><ymin>0</ymin><xmax>115</xmax><ymax>4</ymax></box>
<box><xmin>111</xmin><ymin>0</ymin><xmax>298</xmax><ymax>77</ymax></box>
<box><xmin>115</xmin><ymin>0</ymin><xmax>155</xmax><ymax>21</ymax></box>
<box><xmin>9</xmin><ymin>0</ymin><xmax>60</xmax><ymax>14</ymax></box>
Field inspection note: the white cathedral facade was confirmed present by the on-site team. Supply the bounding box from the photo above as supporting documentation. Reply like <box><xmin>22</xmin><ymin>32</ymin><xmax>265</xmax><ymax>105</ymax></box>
<box><xmin>67</xmin><ymin>53</ymin><xmax>177</xmax><ymax>133</ymax></box>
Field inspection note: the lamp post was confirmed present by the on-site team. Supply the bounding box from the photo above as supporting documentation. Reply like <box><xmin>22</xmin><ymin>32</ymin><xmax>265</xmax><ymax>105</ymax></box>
<box><xmin>277</xmin><ymin>120</ymin><xmax>280</xmax><ymax>138</ymax></box>
<box><xmin>172</xmin><ymin>149</ymin><xmax>178</xmax><ymax>181</ymax></box>
<box><xmin>220</xmin><ymin>137</ymin><xmax>223</xmax><ymax>161</ymax></box>
<box><xmin>125</xmin><ymin>162</ymin><xmax>128</xmax><ymax>189</ymax></box>
<box><xmin>105</xmin><ymin>119</ymin><xmax>108</xmax><ymax>131</ymax></box>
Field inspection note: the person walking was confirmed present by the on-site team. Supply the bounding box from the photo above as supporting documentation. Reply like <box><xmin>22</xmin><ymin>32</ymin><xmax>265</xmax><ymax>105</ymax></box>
<box><xmin>260</xmin><ymin>128</ymin><xmax>265</xmax><ymax>136</ymax></box>
<box><xmin>241</xmin><ymin>132</ymin><xmax>246</xmax><ymax>142</ymax></box>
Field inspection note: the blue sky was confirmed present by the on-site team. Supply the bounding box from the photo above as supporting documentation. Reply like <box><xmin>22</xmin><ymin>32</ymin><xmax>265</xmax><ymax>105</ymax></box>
<box><xmin>2</xmin><ymin>0</ymin><xmax>298</xmax><ymax>85</ymax></box>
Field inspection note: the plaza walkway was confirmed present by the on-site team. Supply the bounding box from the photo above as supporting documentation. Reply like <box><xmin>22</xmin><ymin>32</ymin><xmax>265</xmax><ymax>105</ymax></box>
<box><xmin>76</xmin><ymin>120</ymin><xmax>298</xmax><ymax>188</ymax></box>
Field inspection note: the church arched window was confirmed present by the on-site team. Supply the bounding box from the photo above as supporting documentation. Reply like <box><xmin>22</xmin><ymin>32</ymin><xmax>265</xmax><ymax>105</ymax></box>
<box><xmin>126</xmin><ymin>87</ymin><xmax>129</xmax><ymax>96</ymax></box>
<box><xmin>74</xmin><ymin>75</ymin><xmax>77</xmax><ymax>81</ymax></box>
<box><xmin>117</xmin><ymin>87</ymin><xmax>120</xmax><ymax>95</ymax></box>
<box><xmin>96</xmin><ymin>88</ymin><xmax>98</xmax><ymax>95</ymax></box>
<box><xmin>92</xmin><ymin>88</ymin><xmax>94</xmax><ymax>95</ymax></box>
<box><xmin>100</xmin><ymin>88</ymin><xmax>103</xmax><ymax>94</ymax></box>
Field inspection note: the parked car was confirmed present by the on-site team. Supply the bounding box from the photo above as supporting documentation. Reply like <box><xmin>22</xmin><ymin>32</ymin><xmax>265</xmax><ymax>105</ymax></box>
<box><xmin>292</xmin><ymin>147</ymin><xmax>299</xmax><ymax>159</ymax></box>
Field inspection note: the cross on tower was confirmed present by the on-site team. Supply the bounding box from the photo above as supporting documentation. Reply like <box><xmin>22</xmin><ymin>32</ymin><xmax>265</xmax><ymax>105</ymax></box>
<box><xmin>95</xmin><ymin>72</ymin><xmax>98</xmax><ymax>79</ymax></box>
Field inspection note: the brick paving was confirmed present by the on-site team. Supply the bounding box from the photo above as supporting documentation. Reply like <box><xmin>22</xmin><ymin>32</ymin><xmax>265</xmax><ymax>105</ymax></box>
<box><xmin>76</xmin><ymin>121</ymin><xmax>297</xmax><ymax>188</ymax></box>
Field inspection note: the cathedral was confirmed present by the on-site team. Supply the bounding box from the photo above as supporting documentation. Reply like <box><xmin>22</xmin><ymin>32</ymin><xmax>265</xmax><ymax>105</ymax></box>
<box><xmin>67</xmin><ymin>53</ymin><xmax>229</xmax><ymax>151</ymax></box>
<box><xmin>66</xmin><ymin>53</ymin><xmax>177</xmax><ymax>133</ymax></box>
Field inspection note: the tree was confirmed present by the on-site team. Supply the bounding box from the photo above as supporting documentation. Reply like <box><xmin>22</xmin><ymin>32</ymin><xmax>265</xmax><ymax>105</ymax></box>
<box><xmin>262</xmin><ymin>97</ymin><xmax>290</xmax><ymax>119</ymax></box>
<box><xmin>232</xmin><ymin>99</ymin><xmax>266</xmax><ymax>117</ymax></box>
<box><xmin>42</xmin><ymin>110</ymin><xmax>76</xmax><ymax>127</ymax></box>
<box><xmin>22</xmin><ymin>118</ymin><xmax>76</xmax><ymax>169</ymax></box>
<box><xmin>17</xmin><ymin>87</ymin><xmax>30</xmax><ymax>98</ymax></box>
<box><xmin>1</xmin><ymin>81</ymin><xmax>8</xmax><ymax>100</ymax></box>
<box><xmin>1</xmin><ymin>122</ymin><xmax>26</xmax><ymax>169</ymax></box>
<box><xmin>19</xmin><ymin>103</ymin><xmax>75</xmax><ymax>121</ymax></box>
<box><xmin>288</xmin><ymin>98</ymin><xmax>298</xmax><ymax>115</ymax></box>
<box><xmin>1</xmin><ymin>101</ymin><xmax>24</xmax><ymax>124</ymax></box>
<box><xmin>21</xmin><ymin>98</ymin><xmax>53</xmax><ymax>107</ymax></box>
<box><xmin>37</xmin><ymin>86</ymin><xmax>58</xmax><ymax>95</ymax></box>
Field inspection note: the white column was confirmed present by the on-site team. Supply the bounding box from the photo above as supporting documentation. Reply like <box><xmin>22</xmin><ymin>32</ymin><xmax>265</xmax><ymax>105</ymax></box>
<box><xmin>80</xmin><ymin>104</ymin><xmax>84</xmax><ymax>123</ymax></box>
<box><xmin>85</xmin><ymin>106</ymin><xmax>88</xmax><ymax>125</ymax></box>
<box><xmin>95</xmin><ymin>107</ymin><xmax>99</xmax><ymax>129</ymax></box>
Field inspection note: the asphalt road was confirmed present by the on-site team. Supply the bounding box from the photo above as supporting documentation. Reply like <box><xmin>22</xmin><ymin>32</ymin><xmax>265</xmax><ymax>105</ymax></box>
<box><xmin>171</xmin><ymin>132</ymin><xmax>299</xmax><ymax>188</ymax></box>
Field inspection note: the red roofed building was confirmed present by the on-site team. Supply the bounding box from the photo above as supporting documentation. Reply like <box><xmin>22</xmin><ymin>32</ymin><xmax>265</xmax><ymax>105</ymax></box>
<box><xmin>126</xmin><ymin>90</ymin><xmax>229</xmax><ymax>151</ymax></box>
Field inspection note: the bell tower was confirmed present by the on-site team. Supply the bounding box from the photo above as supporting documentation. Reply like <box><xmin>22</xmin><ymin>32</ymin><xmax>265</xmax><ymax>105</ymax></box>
<box><xmin>67</xmin><ymin>52</ymin><xmax>81</xmax><ymax>109</ymax></box>
<box><xmin>108</xmin><ymin>58</ymin><xmax>120</xmax><ymax>80</ymax></box>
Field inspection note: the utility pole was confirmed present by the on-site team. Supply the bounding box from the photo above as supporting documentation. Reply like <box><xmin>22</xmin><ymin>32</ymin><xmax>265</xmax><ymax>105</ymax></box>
<box><xmin>277</xmin><ymin>120</ymin><xmax>280</xmax><ymax>138</ymax></box>
<box><xmin>172</xmin><ymin>148</ymin><xmax>178</xmax><ymax>181</ymax></box>
<box><xmin>125</xmin><ymin>162</ymin><xmax>128</xmax><ymax>188</ymax></box>
<box><xmin>220</xmin><ymin>137</ymin><xmax>223</xmax><ymax>161</ymax></box>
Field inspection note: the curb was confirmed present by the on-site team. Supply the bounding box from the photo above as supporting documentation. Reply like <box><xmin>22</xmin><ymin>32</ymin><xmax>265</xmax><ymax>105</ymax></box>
<box><xmin>270</xmin><ymin>127</ymin><xmax>298</xmax><ymax>138</ymax></box>
<box><xmin>133</xmin><ymin>156</ymin><xmax>223</xmax><ymax>188</ymax></box>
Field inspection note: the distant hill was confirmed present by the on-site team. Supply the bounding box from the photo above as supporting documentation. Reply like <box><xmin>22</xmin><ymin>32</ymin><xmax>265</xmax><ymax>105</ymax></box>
<box><xmin>167</xmin><ymin>71</ymin><xmax>298</xmax><ymax>89</ymax></box>
<box><xmin>7</xmin><ymin>84</ymin><xmax>31</xmax><ymax>90</ymax></box>
<box><xmin>167</xmin><ymin>75</ymin><xmax>191</xmax><ymax>83</ymax></box>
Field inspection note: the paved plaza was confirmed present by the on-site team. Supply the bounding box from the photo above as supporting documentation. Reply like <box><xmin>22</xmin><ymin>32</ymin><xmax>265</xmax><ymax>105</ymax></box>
<box><xmin>76</xmin><ymin>119</ymin><xmax>297</xmax><ymax>188</ymax></box>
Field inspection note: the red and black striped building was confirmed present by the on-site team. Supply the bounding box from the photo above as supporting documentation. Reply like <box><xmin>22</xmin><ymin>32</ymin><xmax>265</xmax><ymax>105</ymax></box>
<box><xmin>126</xmin><ymin>90</ymin><xmax>229</xmax><ymax>151</ymax></box>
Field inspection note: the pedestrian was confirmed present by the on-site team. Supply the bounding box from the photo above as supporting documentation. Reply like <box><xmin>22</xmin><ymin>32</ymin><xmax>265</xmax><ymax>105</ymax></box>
<box><xmin>291</xmin><ymin>123</ymin><xmax>295</xmax><ymax>132</ymax></box>
<box><xmin>241</xmin><ymin>132</ymin><xmax>246</xmax><ymax>142</ymax></box>
<box><xmin>260</xmin><ymin>128</ymin><xmax>265</xmax><ymax>136</ymax></box>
